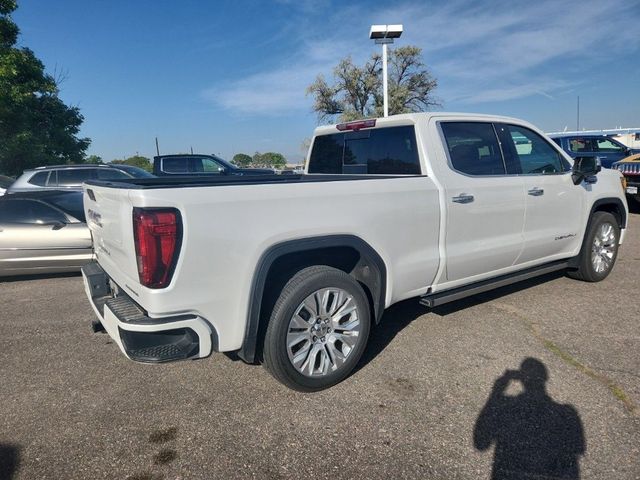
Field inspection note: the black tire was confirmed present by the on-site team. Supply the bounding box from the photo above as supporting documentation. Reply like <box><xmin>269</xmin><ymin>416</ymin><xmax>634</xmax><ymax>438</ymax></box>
<box><xmin>262</xmin><ymin>265</ymin><xmax>371</xmax><ymax>392</ymax></box>
<box><xmin>567</xmin><ymin>211</ymin><xmax>620</xmax><ymax>282</ymax></box>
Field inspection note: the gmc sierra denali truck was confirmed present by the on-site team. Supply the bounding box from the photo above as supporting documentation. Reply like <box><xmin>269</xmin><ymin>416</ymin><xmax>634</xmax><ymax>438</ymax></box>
<box><xmin>81</xmin><ymin>113</ymin><xmax>628</xmax><ymax>391</ymax></box>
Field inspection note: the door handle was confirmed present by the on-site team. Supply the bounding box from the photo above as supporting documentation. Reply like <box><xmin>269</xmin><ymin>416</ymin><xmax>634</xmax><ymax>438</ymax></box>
<box><xmin>452</xmin><ymin>193</ymin><xmax>474</xmax><ymax>204</ymax></box>
<box><xmin>528</xmin><ymin>188</ymin><xmax>544</xmax><ymax>196</ymax></box>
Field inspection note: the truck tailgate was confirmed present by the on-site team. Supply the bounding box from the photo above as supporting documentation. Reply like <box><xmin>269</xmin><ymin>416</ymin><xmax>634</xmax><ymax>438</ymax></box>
<box><xmin>83</xmin><ymin>184</ymin><xmax>139</xmax><ymax>288</ymax></box>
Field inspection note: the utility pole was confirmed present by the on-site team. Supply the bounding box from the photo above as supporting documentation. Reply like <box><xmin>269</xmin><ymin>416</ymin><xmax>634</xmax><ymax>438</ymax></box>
<box><xmin>155</xmin><ymin>137</ymin><xmax>160</xmax><ymax>156</ymax></box>
<box><xmin>576</xmin><ymin>96</ymin><xmax>580</xmax><ymax>132</ymax></box>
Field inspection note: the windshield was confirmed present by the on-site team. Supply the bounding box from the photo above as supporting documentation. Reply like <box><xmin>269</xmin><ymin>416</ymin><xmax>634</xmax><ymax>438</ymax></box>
<box><xmin>210</xmin><ymin>155</ymin><xmax>236</xmax><ymax>170</ymax></box>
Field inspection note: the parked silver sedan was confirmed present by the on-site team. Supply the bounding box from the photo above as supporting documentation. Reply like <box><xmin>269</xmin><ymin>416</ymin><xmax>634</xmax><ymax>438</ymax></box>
<box><xmin>0</xmin><ymin>191</ymin><xmax>93</xmax><ymax>277</ymax></box>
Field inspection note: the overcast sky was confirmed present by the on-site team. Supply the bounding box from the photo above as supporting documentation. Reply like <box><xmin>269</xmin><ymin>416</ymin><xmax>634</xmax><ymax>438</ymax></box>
<box><xmin>15</xmin><ymin>0</ymin><xmax>640</xmax><ymax>162</ymax></box>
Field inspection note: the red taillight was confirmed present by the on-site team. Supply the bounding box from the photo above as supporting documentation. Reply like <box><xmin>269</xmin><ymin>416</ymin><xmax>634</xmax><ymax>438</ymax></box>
<box><xmin>336</xmin><ymin>119</ymin><xmax>376</xmax><ymax>131</ymax></box>
<box><xmin>133</xmin><ymin>208</ymin><xmax>182</xmax><ymax>289</ymax></box>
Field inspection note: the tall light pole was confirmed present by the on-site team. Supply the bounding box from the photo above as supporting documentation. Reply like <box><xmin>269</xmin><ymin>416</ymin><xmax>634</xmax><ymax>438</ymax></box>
<box><xmin>369</xmin><ymin>24</ymin><xmax>403</xmax><ymax>118</ymax></box>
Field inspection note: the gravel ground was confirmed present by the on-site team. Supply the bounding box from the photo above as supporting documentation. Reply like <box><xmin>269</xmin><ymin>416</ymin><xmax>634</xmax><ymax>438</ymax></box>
<box><xmin>1</xmin><ymin>208</ymin><xmax>639</xmax><ymax>480</ymax></box>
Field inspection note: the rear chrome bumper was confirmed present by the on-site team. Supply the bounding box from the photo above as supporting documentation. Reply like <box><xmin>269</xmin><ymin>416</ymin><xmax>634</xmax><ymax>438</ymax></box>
<box><xmin>82</xmin><ymin>262</ymin><xmax>215</xmax><ymax>363</ymax></box>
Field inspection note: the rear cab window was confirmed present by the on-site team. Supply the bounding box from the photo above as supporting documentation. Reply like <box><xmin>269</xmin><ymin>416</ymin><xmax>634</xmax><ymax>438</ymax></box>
<box><xmin>308</xmin><ymin>126</ymin><xmax>421</xmax><ymax>175</ymax></box>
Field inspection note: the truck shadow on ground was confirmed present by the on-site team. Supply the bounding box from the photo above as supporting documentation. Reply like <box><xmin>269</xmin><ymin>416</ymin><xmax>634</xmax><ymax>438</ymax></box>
<box><xmin>474</xmin><ymin>358</ymin><xmax>585</xmax><ymax>480</ymax></box>
<box><xmin>0</xmin><ymin>444</ymin><xmax>20</xmax><ymax>480</ymax></box>
<box><xmin>357</xmin><ymin>271</ymin><xmax>566</xmax><ymax>372</ymax></box>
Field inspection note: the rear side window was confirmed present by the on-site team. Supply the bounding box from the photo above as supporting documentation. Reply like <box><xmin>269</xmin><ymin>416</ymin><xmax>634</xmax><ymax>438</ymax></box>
<box><xmin>56</xmin><ymin>169</ymin><xmax>96</xmax><ymax>186</ymax></box>
<box><xmin>28</xmin><ymin>171</ymin><xmax>49</xmax><ymax>186</ymax></box>
<box><xmin>96</xmin><ymin>169</ymin><xmax>131</xmax><ymax>180</ymax></box>
<box><xmin>440</xmin><ymin>122</ymin><xmax>505</xmax><ymax>175</ymax></box>
<box><xmin>47</xmin><ymin>193</ymin><xmax>85</xmax><ymax>222</ymax></box>
<box><xmin>0</xmin><ymin>200</ymin><xmax>68</xmax><ymax>224</ymax></box>
<box><xmin>162</xmin><ymin>157</ymin><xmax>193</xmax><ymax>174</ymax></box>
<box><xmin>308</xmin><ymin>126</ymin><xmax>420</xmax><ymax>175</ymax></box>
<box><xmin>500</xmin><ymin>125</ymin><xmax>566</xmax><ymax>174</ymax></box>
<box><xmin>569</xmin><ymin>137</ymin><xmax>594</xmax><ymax>153</ymax></box>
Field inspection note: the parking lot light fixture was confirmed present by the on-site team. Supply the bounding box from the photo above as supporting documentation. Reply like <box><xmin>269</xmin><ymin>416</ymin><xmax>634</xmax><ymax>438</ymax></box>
<box><xmin>369</xmin><ymin>24</ymin><xmax>403</xmax><ymax>118</ymax></box>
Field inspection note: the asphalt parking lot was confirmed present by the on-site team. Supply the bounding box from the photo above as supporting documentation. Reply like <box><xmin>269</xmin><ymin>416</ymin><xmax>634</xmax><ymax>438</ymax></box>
<box><xmin>1</xmin><ymin>208</ymin><xmax>639</xmax><ymax>480</ymax></box>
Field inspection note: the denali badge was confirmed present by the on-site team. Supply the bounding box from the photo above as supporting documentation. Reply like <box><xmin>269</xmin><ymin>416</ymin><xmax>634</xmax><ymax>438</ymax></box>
<box><xmin>555</xmin><ymin>233</ymin><xmax>576</xmax><ymax>241</ymax></box>
<box><xmin>87</xmin><ymin>209</ymin><xmax>103</xmax><ymax>227</ymax></box>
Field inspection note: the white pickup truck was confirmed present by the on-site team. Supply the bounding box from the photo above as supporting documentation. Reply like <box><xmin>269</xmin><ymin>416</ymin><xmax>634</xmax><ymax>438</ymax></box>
<box><xmin>81</xmin><ymin>112</ymin><xmax>628</xmax><ymax>391</ymax></box>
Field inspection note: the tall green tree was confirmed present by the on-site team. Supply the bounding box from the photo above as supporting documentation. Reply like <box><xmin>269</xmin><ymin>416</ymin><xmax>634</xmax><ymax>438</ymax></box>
<box><xmin>0</xmin><ymin>0</ymin><xmax>89</xmax><ymax>176</ymax></box>
<box><xmin>111</xmin><ymin>155</ymin><xmax>152</xmax><ymax>172</ymax></box>
<box><xmin>84</xmin><ymin>154</ymin><xmax>103</xmax><ymax>164</ymax></box>
<box><xmin>252</xmin><ymin>152</ymin><xmax>286</xmax><ymax>170</ymax></box>
<box><xmin>231</xmin><ymin>153</ymin><xmax>252</xmax><ymax>168</ymax></box>
<box><xmin>307</xmin><ymin>46</ymin><xmax>439</xmax><ymax>122</ymax></box>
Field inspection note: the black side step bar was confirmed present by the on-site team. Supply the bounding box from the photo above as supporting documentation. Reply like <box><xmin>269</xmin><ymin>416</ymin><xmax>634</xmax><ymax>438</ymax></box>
<box><xmin>419</xmin><ymin>260</ymin><xmax>569</xmax><ymax>308</ymax></box>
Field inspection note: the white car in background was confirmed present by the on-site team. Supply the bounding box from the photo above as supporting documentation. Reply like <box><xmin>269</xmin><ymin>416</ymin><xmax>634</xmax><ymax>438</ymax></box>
<box><xmin>8</xmin><ymin>164</ymin><xmax>153</xmax><ymax>193</ymax></box>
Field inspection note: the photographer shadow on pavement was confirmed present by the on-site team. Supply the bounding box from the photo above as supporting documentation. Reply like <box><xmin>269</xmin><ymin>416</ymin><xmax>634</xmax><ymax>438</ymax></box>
<box><xmin>474</xmin><ymin>358</ymin><xmax>585</xmax><ymax>480</ymax></box>
<box><xmin>0</xmin><ymin>444</ymin><xmax>19</xmax><ymax>480</ymax></box>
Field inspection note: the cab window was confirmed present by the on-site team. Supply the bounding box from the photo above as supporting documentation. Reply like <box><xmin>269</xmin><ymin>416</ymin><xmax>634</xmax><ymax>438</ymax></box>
<box><xmin>501</xmin><ymin>125</ymin><xmax>566</xmax><ymax>174</ymax></box>
<box><xmin>161</xmin><ymin>157</ymin><xmax>191</xmax><ymax>174</ymax></box>
<box><xmin>595</xmin><ymin>138</ymin><xmax>624</xmax><ymax>153</ymax></box>
<box><xmin>440</xmin><ymin>122</ymin><xmax>505</xmax><ymax>176</ymax></box>
<box><xmin>199</xmin><ymin>158</ymin><xmax>223</xmax><ymax>173</ymax></box>
<box><xmin>569</xmin><ymin>137</ymin><xmax>595</xmax><ymax>153</ymax></box>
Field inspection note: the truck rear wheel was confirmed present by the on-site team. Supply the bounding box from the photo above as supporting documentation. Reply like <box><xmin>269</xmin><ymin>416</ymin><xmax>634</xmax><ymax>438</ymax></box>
<box><xmin>262</xmin><ymin>266</ymin><xmax>371</xmax><ymax>391</ymax></box>
<box><xmin>567</xmin><ymin>211</ymin><xmax>620</xmax><ymax>282</ymax></box>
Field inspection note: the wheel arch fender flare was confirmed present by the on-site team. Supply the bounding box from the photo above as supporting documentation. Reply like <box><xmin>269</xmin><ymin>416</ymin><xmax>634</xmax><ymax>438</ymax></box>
<box><xmin>237</xmin><ymin>234</ymin><xmax>387</xmax><ymax>363</ymax></box>
<box><xmin>569</xmin><ymin>197</ymin><xmax>626</xmax><ymax>269</ymax></box>
<box><xmin>589</xmin><ymin>197</ymin><xmax>627</xmax><ymax>229</ymax></box>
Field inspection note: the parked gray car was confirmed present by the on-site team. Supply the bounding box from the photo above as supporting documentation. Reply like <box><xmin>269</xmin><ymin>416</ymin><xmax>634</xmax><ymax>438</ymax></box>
<box><xmin>0</xmin><ymin>191</ymin><xmax>93</xmax><ymax>277</ymax></box>
<box><xmin>7</xmin><ymin>164</ymin><xmax>154</xmax><ymax>193</ymax></box>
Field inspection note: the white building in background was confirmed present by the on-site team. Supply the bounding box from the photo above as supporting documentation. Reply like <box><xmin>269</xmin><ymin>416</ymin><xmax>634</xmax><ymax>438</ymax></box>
<box><xmin>547</xmin><ymin>127</ymin><xmax>640</xmax><ymax>149</ymax></box>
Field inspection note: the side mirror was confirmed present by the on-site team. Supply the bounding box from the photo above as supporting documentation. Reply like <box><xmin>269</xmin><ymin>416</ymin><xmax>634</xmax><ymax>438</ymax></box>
<box><xmin>572</xmin><ymin>156</ymin><xmax>601</xmax><ymax>185</ymax></box>
<box><xmin>218</xmin><ymin>167</ymin><xmax>226</xmax><ymax>174</ymax></box>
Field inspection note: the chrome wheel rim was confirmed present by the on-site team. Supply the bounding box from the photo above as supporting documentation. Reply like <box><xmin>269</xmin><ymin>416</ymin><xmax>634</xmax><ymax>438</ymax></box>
<box><xmin>591</xmin><ymin>222</ymin><xmax>616</xmax><ymax>273</ymax></box>
<box><xmin>286</xmin><ymin>287</ymin><xmax>361</xmax><ymax>377</ymax></box>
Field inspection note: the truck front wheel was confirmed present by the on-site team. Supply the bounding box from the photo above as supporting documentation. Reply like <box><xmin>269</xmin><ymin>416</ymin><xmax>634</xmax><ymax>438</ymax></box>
<box><xmin>262</xmin><ymin>266</ymin><xmax>371</xmax><ymax>391</ymax></box>
<box><xmin>567</xmin><ymin>211</ymin><xmax>620</xmax><ymax>282</ymax></box>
